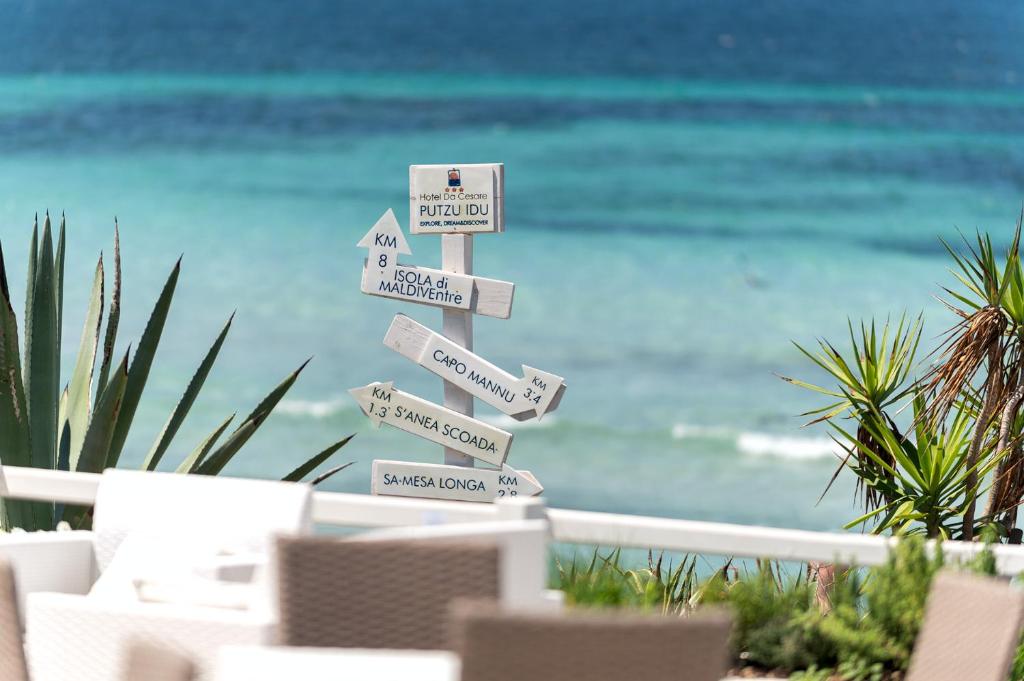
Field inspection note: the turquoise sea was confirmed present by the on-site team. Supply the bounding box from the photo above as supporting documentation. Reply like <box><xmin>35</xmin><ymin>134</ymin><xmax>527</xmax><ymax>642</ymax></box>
<box><xmin>1</xmin><ymin>0</ymin><xmax>1022</xmax><ymax>531</ymax></box>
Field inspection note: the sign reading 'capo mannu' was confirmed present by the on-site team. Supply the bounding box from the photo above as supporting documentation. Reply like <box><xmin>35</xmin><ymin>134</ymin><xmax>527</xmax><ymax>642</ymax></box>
<box><xmin>409</xmin><ymin>163</ymin><xmax>504</xmax><ymax>234</ymax></box>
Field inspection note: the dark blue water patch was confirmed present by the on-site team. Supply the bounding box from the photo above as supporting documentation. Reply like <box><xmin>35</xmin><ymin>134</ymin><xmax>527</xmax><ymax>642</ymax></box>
<box><xmin>520</xmin><ymin>188</ymin><xmax>912</xmax><ymax>217</ymax></box>
<box><xmin>778</xmin><ymin>146</ymin><xmax>1024</xmax><ymax>194</ymax></box>
<box><xmin>516</xmin><ymin>215</ymin><xmax>971</xmax><ymax>261</ymax></box>
<box><xmin>193</xmin><ymin>180</ymin><xmax>386</xmax><ymax>203</ymax></box>
<box><xmin>0</xmin><ymin>0</ymin><xmax>1021</xmax><ymax>91</ymax></box>
<box><xmin>5</xmin><ymin>93</ymin><xmax>1024</xmax><ymax>156</ymax></box>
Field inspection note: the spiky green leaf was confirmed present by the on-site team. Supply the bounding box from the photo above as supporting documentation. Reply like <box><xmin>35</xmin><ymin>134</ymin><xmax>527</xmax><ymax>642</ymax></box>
<box><xmin>23</xmin><ymin>216</ymin><xmax>59</xmax><ymax>530</ymax></box>
<box><xmin>95</xmin><ymin>223</ymin><xmax>120</xmax><ymax>399</ymax></box>
<box><xmin>282</xmin><ymin>434</ymin><xmax>355</xmax><ymax>482</ymax></box>
<box><xmin>144</xmin><ymin>313</ymin><xmax>233</xmax><ymax>471</ymax></box>
<box><xmin>66</xmin><ymin>257</ymin><xmax>104</xmax><ymax>471</ymax></box>
<box><xmin>54</xmin><ymin>214</ymin><xmax>65</xmax><ymax>379</ymax></box>
<box><xmin>196</xmin><ymin>360</ymin><xmax>310</xmax><ymax>476</ymax></box>
<box><xmin>105</xmin><ymin>258</ymin><xmax>180</xmax><ymax>468</ymax></box>
<box><xmin>23</xmin><ymin>217</ymin><xmax>36</xmax><ymax>359</ymax></box>
<box><xmin>309</xmin><ymin>461</ymin><xmax>355</xmax><ymax>486</ymax></box>
<box><xmin>176</xmin><ymin>413</ymin><xmax>235</xmax><ymax>474</ymax></box>
<box><xmin>194</xmin><ymin>418</ymin><xmax>259</xmax><ymax>476</ymax></box>
<box><xmin>0</xmin><ymin>241</ymin><xmax>32</xmax><ymax>530</ymax></box>
<box><xmin>75</xmin><ymin>352</ymin><xmax>129</xmax><ymax>475</ymax></box>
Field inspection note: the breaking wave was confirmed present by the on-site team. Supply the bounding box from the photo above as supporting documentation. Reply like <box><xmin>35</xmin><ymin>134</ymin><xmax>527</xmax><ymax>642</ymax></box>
<box><xmin>478</xmin><ymin>414</ymin><xmax>559</xmax><ymax>430</ymax></box>
<box><xmin>276</xmin><ymin>397</ymin><xmax>348</xmax><ymax>419</ymax></box>
<box><xmin>672</xmin><ymin>422</ymin><xmax>840</xmax><ymax>461</ymax></box>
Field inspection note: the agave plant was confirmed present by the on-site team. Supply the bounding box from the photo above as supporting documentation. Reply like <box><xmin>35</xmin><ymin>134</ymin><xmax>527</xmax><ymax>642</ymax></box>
<box><xmin>0</xmin><ymin>214</ymin><xmax>353</xmax><ymax>531</ymax></box>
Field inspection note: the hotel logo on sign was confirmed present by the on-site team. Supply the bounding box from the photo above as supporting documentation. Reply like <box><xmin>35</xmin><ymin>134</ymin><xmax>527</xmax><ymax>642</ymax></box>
<box><xmin>409</xmin><ymin>163</ymin><xmax>505</xmax><ymax>234</ymax></box>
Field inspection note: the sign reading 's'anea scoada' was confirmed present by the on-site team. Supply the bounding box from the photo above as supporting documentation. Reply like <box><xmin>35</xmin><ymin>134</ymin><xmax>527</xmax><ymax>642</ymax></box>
<box><xmin>409</xmin><ymin>163</ymin><xmax>504</xmax><ymax>234</ymax></box>
<box><xmin>350</xmin><ymin>163</ymin><xmax>564</xmax><ymax>503</ymax></box>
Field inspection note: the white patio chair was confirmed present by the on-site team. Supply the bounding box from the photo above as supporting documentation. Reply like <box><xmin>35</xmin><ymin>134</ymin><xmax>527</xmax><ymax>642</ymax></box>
<box><xmin>15</xmin><ymin>469</ymin><xmax>313</xmax><ymax>681</ymax></box>
<box><xmin>0</xmin><ymin>559</ymin><xmax>30</xmax><ymax>681</ymax></box>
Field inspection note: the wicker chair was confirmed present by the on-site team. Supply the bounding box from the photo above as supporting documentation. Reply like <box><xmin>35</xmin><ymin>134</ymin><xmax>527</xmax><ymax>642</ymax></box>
<box><xmin>905</xmin><ymin>571</ymin><xmax>1024</xmax><ymax>681</ymax></box>
<box><xmin>0</xmin><ymin>560</ymin><xmax>29</xmax><ymax>681</ymax></box>
<box><xmin>275</xmin><ymin>537</ymin><xmax>500</xmax><ymax>650</ymax></box>
<box><xmin>449</xmin><ymin>599</ymin><xmax>732</xmax><ymax>681</ymax></box>
<box><xmin>121</xmin><ymin>642</ymin><xmax>195</xmax><ymax>681</ymax></box>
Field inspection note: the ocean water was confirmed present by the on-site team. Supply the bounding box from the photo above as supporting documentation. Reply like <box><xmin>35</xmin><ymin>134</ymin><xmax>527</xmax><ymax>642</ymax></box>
<box><xmin>0</xmin><ymin>1</ymin><xmax>1022</xmax><ymax>531</ymax></box>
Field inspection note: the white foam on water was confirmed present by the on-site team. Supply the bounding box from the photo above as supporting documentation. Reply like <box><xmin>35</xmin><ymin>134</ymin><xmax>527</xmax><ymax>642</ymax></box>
<box><xmin>672</xmin><ymin>422</ymin><xmax>841</xmax><ymax>460</ymax></box>
<box><xmin>736</xmin><ymin>432</ymin><xmax>842</xmax><ymax>460</ymax></box>
<box><xmin>478</xmin><ymin>414</ymin><xmax>559</xmax><ymax>430</ymax></box>
<box><xmin>276</xmin><ymin>397</ymin><xmax>348</xmax><ymax>419</ymax></box>
<box><xmin>670</xmin><ymin>423</ymin><xmax>732</xmax><ymax>439</ymax></box>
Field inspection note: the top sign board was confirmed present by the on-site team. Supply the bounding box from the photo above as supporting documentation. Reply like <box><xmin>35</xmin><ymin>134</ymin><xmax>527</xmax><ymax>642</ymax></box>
<box><xmin>409</xmin><ymin>163</ymin><xmax>504</xmax><ymax>234</ymax></box>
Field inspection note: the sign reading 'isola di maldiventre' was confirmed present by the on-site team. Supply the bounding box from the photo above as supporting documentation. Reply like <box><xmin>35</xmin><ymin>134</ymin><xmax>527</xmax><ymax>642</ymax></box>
<box><xmin>350</xmin><ymin>163</ymin><xmax>565</xmax><ymax>503</ymax></box>
<box><xmin>358</xmin><ymin>209</ymin><xmax>514</xmax><ymax>319</ymax></box>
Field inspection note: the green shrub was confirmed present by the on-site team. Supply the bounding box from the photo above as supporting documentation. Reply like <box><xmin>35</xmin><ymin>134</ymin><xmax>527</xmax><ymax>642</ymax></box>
<box><xmin>558</xmin><ymin>538</ymin><xmax>1005</xmax><ymax>680</ymax></box>
<box><xmin>813</xmin><ymin>539</ymin><xmax>937</xmax><ymax>674</ymax></box>
<box><xmin>701</xmin><ymin>565</ymin><xmax>834</xmax><ymax>671</ymax></box>
<box><xmin>555</xmin><ymin>549</ymin><xmax>698</xmax><ymax>613</ymax></box>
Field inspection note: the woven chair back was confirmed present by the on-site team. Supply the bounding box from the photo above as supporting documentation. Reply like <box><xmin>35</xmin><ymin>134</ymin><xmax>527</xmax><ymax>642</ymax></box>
<box><xmin>276</xmin><ymin>537</ymin><xmax>500</xmax><ymax>650</ymax></box>
<box><xmin>906</xmin><ymin>571</ymin><xmax>1024</xmax><ymax>681</ymax></box>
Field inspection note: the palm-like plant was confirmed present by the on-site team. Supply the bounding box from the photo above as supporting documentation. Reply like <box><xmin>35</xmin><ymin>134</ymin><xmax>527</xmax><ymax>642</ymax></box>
<box><xmin>785</xmin><ymin>213</ymin><xmax>1024</xmax><ymax>541</ymax></box>
<box><xmin>0</xmin><ymin>214</ymin><xmax>353</xmax><ymax>531</ymax></box>
<box><xmin>832</xmin><ymin>395</ymin><xmax>1006</xmax><ymax>538</ymax></box>
<box><xmin>780</xmin><ymin>315</ymin><xmax>922</xmax><ymax>512</ymax></box>
<box><xmin>923</xmin><ymin>222</ymin><xmax>1024</xmax><ymax>538</ymax></box>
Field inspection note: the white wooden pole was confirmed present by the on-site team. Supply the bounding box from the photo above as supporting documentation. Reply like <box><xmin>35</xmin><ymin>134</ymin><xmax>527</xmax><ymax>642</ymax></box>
<box><xmin>441</xmin><ymin>234</ymin><xmax>475</xmax><ymax>467</ymax></box>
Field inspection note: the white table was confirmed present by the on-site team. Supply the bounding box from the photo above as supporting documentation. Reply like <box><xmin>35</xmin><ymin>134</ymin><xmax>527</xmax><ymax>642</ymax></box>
<box><xmin>214</xmin><ymin>646</ymin><xmax>459</xmax><ymax>681</ymax></box>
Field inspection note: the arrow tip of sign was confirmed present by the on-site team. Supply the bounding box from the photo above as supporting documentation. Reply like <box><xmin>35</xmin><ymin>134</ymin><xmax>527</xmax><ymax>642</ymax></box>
<box><xmin>520</xmin><ymin>365</ymin><xmax>566</xmax><ymax>419</ymax></box>
<box><xmin>501</xmin><ymin>466</ymin><xmax>544</xmax><ymax>497</ymax></box>
<box><xmin>347</xmin><ymin>384</ymin><xmax>370</xmax><ymax>401</ymax></box>
<box><xmin>520</xmin><ymin>470</ymin><xmax>544</xmax><ymax>497</ymax></box>
<box><xmin>521</xmin><ymin>365</ymin><xmax>565</xmax><ymax>387</ymax></box>
<box><xmin>356</xmin><ymin>208</ymin><xmax>412</xmax><ymax>254</ymax></box>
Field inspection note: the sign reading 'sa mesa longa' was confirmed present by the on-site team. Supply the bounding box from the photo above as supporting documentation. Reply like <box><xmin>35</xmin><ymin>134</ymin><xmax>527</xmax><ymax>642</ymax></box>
<box><xmin>409</xmin><ymin>163</ymin><xmax>504</xmax><ymax>234</ymax></box>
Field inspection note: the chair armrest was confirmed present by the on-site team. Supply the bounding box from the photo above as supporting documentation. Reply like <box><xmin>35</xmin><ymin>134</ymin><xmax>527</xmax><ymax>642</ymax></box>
<box><xmin>0</xmin><ymin>531</ymin><xmax>96</xmax><ymax>621</ymax></box>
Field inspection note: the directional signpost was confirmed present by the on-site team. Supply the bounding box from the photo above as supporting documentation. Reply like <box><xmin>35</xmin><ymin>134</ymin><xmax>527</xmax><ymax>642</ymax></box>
<box><xmin>384</xmin><ymin>314</ymin><xmax>565</xmax><ymax>421</ymax></box>
<box><xmin>350</xmin><ymin>163</ymin><xmax>565</xmax><ymax>503</ymax></box>
<box><xmin>358</xmin><ymin>209</ymin><xmax>514</xmax><ymax>318</ymax></box>
<box><xmin>372</xmin><ymin>460</ymin><xmax>542</xmax><ymax>502</ymax></box>
<box><xmin>349</xmin><ymin>382</ymin><xmax>513</xmax><ymax>467</ymax></box>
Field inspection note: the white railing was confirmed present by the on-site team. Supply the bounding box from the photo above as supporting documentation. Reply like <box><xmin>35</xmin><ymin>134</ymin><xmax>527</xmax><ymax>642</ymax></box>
<box><xmin>4</xmin><ymin>465</ymin><xmax>1024</xmax><ymax>575</ymax></box>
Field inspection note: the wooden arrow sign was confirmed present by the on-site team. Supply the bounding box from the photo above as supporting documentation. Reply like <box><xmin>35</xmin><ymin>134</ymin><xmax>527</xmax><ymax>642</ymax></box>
<box><xmin>358</xmin><ymin>209</ymin><xmax>514</xmax><ymax>319</ymax></box>
<box><xmin>372</xmin><ymin>459</ymin><xmax>542</xmax><ymax>503</ymax></box>
<box><xmin>383</xmin><ymin>314</ymin><xmax>566</xmax><ymax>421</ymax></box>
<box><xmin>349</xmin><ymin>381</ymin><xmax>513</xmax><ymax>467</ymax></box>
